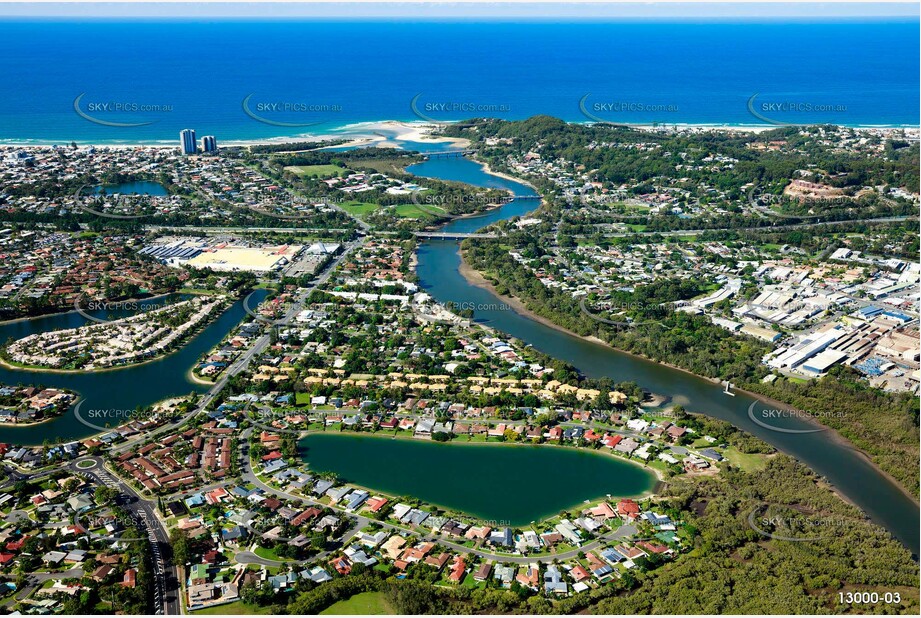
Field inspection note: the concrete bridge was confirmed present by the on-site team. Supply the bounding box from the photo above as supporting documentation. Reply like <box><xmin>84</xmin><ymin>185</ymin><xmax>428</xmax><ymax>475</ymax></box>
<box><xmin>414</xmin><ymin>231</ymin><xmax>499</xmax><ymax>240</ymax></box>
<box><xmin>422</xmin><ymin>150</ymin><xmax>476</xmax><ymax>158</ymax></box>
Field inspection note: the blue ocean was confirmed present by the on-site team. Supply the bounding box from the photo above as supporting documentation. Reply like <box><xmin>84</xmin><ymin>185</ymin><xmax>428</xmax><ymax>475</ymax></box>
<box><xmin>0</xmin><ymin>19</ymin><xmax>917</xmax><ymax>143</ymax></box>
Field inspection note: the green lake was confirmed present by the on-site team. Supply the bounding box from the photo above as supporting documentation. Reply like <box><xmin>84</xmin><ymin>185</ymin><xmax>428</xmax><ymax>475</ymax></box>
<box><xmin>299</xmin><ymin>433</ymin><xmax>657</xmax><ymax>525</ymax></box>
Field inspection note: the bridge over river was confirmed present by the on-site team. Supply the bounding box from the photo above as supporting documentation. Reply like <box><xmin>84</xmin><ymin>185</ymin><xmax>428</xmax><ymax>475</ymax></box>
<box><xmin>414</xmin><ymin>231</ymin><xmax>499</xmax><ymax>239</ymax></box>
<box><xmin>421</xmin><ymin>149</ymin><xmax>476</xmax><ymax>158</ymax></box>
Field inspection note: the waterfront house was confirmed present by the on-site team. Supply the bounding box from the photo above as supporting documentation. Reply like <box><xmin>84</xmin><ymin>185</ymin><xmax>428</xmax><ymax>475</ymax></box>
<box><xmin>488</xmin><ymin>527</ymin><xmax>514</xmax><ymax>548</ymax></box>
<box><xmin>586</xmin><ymin>502</ymin><xmax>617</xmax><ymax>520</ymax></box>
<box><xmin>555</xmin><ymin>520</ymin><xmax>582</xmax><ymax>545</ymax></box>
<box><xmin>699</xmin><ymin>448</ymin><xmax>724</xmax><ymax>461</ymax></box>
<box><xmin>415</xmin><ymin>419</ymin><xmax>435</xmax><ymax>436</ymax></box>
<box><xmin>616</xmin><ymin>499</ymin><xmax>641</xmax><ymax>521</ymax></box>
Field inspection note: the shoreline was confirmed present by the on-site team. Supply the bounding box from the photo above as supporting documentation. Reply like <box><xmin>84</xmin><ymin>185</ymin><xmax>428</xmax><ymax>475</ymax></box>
<box><xmin>0</xmin><ymin>297</ymin><xmax>231</xmax><ymax>375</ymax></box>
<box><xmin>0</xmin><ymin>291</ymin><xmax>181</xmax><ymax>327</ymax></box>
<box><xmin>456</xmin><ymin>250</ymin><xmax>921</xmax><ymax>509</ymax></box>
<box><xmin>186</xmin><ymin>368</ymin><xmax>216</xmax><ymax>386</ymax></box>
<box><xmin>477</xmin><ymin>159</ymin><xmax>542</xmax><ymax>195</ymax></box>
<box><xmin>0</xmin><ymin>120</ymin><xmax>474</xmax><ymax>149</ymax></box>
<box><xmin>412</xmin><ymin>140</ymin><xmax>921</xmax><ymax>516</ymax></box>
<box><xmin>301</xmin><ymin>427</ymin><xmax>664</xmax><ymax>482</ymax></box>
<box><xmin>406</xmin><ymin>153</ymin><xmax>543</xmax><ymax>229</ymax></box>
<box><xmin>0</xmin><ymin>345</ymin><xmax>198</xmax><ymax>375</ymax></box>
<box><xmin>1</xmin><ymin>120</ymin><xmax>916</xmax><ymax>148</ymax></box>
<box><xmin>0</xmin><ymin>413</ymin><xmax>63</xmax><ymax>428</ymax></box>
<box><xmin>299</xmin><ymin>430</ymin><xmax>661</xmax><ymax>526</ymax></box>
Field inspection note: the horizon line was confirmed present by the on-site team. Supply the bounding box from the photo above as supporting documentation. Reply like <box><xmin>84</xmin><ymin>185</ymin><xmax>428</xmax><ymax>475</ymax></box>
<box><xmin>0</xmin><ymin>2</ymin><xmax>918</xmax><ymax>19</ymax></box>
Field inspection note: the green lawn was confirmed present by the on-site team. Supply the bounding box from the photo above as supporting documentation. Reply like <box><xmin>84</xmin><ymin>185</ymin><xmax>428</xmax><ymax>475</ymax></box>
<box><xmin>284</xmin><ymin>164</ymin><xmax>346</xmax><ymax>178</ymax></box>
<box><xmin>406</xmin><ymin>200</ymin><xmax>446</xmax><ymax>215</ymax></box>
<box><xmin>393</xmin><ymin>203</ymin><xmax>438</xmax><ymax>219</ymax></box>
<box><xmin>252</xmin><ymin>545</ymin><xmax>282</xmax><ymax>561</ymax></box>
<box><xmin>461</xmin><ymin>574</ymin><xmax>486</xmax><ymax>589</ymax></box>
<box><xmin>722</xmin><ymin>447</ymin><xmax>772</xmax><ymax>472</ymax></box>
<box><xmin>319</xmin><ymin>591</ymin><xmax>394</xmax><ymax>615</ymax></box>
<box><xmin>345</xmin><ymin>158</ymin><xmax>417</xmax><ymax>175</ymax></box>
<box><xmin>340</xmin><ymin>202</ymin><xmax>379</xmax><ymax>218</ymax></box>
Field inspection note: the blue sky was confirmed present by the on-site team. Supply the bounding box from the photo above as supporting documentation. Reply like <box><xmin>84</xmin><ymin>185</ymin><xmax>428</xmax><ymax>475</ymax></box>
<box><xmin>1</xmin><ymin>2</ymin><xmax>918</xmax><ymax>19</ymax></box>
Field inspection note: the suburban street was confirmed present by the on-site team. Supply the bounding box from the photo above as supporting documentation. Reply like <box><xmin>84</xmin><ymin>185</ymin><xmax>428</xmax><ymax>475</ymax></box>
<box><xmin>69</xmin><ymin>457</ymin><xmax>181</xmax><ymax>616</ymax></box>
<box><xmin>90</xmin><ymin>237</ymin><xmax>366</xmax><ymax>613</ymax></box>
<box><xmin>0</xmin><ymin>568</ymin><xmax>85</xmax><ymax>610</ymax></box>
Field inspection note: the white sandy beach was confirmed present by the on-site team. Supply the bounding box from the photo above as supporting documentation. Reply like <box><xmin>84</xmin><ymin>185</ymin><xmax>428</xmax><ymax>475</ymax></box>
<box><xmin>1</xmin><ymin>120</ymin><xmax>915</xmax><ymax>148</ymax></box>
<box><xmin>0</xmin><ymin>120</ymin><xmax>472</xmax><ymax>149</ymax></box>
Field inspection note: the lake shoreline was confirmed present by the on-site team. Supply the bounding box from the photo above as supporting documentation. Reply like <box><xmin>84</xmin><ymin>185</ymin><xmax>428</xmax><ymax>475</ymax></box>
<box><xmin>0</xmin><ymin>414</ymin><xmax>61</xmax><ymax>428</ymax></box>
<box><xmin>299</xmin><ymin>431</ymin><xmax>660</xmax><ymax>526</ymax></box>
<box><xmin>303</xmin><ymin>427</ymin><xmax>664</xmax><ymax>481</ymax></box>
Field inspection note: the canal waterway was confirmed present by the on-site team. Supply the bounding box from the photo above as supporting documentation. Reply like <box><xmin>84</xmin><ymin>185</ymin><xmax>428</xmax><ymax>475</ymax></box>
<box><xmin>0</xmin><ymin>290</ymin><xmax>268</xmax><ymax>445</ymax></box>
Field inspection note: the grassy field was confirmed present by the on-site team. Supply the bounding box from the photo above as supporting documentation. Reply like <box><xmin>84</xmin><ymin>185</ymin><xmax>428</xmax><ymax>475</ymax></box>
<box><xmin>350</xmin><ymin>158</ymin><xmax>418</xmax><ymax>175</ymax></box>
<box><xmin>319</xmin><ymin>591</ymin><xmax>394</xmax><ymax>615</ymax></box>
<box><xmin>284</xmin><ymin>164</ymin><xmax>346</xmax><ymax>177</ymax></box>
<box><xmin>341</xmin><ymin>202</ymin><xmax>379</xmax><ymax>219</ymax></box>
<box><xmin>722</xmin><ymin>446</ymin><xmax>772</xmax><ymax>472</ymax></box>
<box><xmin>393</xmin><ymin>203</ymin><xmax>439</xmax><ymax>219</ymax></box>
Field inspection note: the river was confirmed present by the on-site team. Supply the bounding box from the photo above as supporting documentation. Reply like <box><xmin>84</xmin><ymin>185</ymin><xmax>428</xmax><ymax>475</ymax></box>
<box><xmin>0</xmin><ymin>138</ymin><xmax>915</xmax><ymax>553</ymax></box>
<box><xmin>406</xmin><ymin>147</ymin><xmax>920</xmax><ymax>554</ymax></box>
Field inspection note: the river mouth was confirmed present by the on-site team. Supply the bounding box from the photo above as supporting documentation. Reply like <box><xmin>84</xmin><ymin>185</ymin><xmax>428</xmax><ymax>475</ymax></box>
<box><xmin>299</xmin><ymin>433</ymin><xmax>657</xmax><ymax>526</ymax></box>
